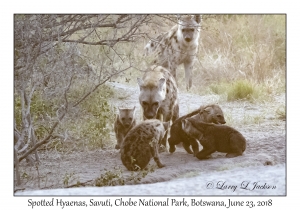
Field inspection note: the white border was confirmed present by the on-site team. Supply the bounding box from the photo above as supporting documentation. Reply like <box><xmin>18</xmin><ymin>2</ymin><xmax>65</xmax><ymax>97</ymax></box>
<box><xmin>3</xmin><ymin>0</ymin><xmax>297</xmax><ymax>208</ymax></box>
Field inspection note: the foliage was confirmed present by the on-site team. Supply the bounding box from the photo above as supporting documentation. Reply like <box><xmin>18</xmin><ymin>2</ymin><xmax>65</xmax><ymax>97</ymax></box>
<box><xmin>77</xmin><ymin>85</ymin><xmax>115</xmax><ymax>149</ymax></box>
<box><xmin>209</xmin><ymin>79</ymin><xmax>261</xmax><ymax>101</ymax></box>
<box><xmin>227</xmin><ymin>80</ymin><xmax>256</xmax><ymax>101</ymax></box>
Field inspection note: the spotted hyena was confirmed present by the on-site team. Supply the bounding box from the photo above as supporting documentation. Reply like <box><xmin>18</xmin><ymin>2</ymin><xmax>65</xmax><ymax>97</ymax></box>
<box><xmin>137</xmin><ymin>65</ymin><xmax>179</xmax><ymax>148</ymax></box>
<box><xmin>144</xmin><ymin>15</ymin><xmax>201</xmax><ymax>90</ymax></box>
<box><xmin>182</xmin><ymin>118</ymin><xmax>246</xmax><ymax>159</ymax></box>
<box><xmin>114</xmin><ymin>106</ymin><xmax>136</xmax><ymax>150</ymax></box>
<box><xmin>120</xmin><ymin>119</ymin><xmax>169</xmax><ymax>171</ymax></box>
<box><xmin>168</xmin><ymin>104</ymin><xmax>226</xmax><ymax>156</ymax></box>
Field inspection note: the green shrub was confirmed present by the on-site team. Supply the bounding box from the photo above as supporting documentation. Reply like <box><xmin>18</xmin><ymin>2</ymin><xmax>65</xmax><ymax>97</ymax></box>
<box><xmin>14</xmin><ymin>92</ymin><xmax>57</xmax><ymax>140</ymax></box>
<box><xmin>208</xmin><ymin>79</ymin><xmax>264</xmax><ymax>102</ymax></box>
<box><xmin>66</xmin><ymin>84</ymin><xmax>116</xmax><ymax>150</ymax></box>
<box><xmin>227</xmin><ymin>80</ymin><xmax>255</xmax><ymax>101</ymax></box>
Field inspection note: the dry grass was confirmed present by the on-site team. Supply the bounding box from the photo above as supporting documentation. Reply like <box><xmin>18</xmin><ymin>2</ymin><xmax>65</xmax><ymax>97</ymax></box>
<box><xmin>178</xmin><ymin>15</ymin><xmax>285</xmax><ymax>98</ymax></box>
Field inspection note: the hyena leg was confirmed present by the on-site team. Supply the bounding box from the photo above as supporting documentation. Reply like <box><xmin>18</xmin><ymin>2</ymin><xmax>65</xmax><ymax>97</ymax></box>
<box><xmin>115</xmin><ymin>132</ymin><xmax>123</xmax><ymax>149</ymax></box>
<box><xmin>184</xmin><ymin>61</ymin><xmax>194</xmax><ymax>90</ymax></box>
<box><xmin>159</xmin><ymin>111</ymin><xmax>172</xmax><ymax>148</ymax></box>
<box><xmin>172</xmin><ymin>103</ymin><xmax>179</xmax><ymax>122</ymax></box>
<box><xmin>150</xmin><ymin>145</ymin><xmax>165</xmax><ymax>168</ymax></box>
<box><xmin>182</xmin><ymin>142</ymin><xmax>193</xmax><ymax>154</ymax></box>
<box><xmin>226</xmin><ymin>153</ymin><xmax>242</xmax><ymax>158</ymax></box>
<box><xmin>226</xmin><ymin>138</ymin><xmax>245</xmax><ymax>158</ymax></box>
<box><xmin>168</xmin><ymin>65</ymin><xmax>177</xmax><ymax>81</ymax></box>
<box><xmin>196</xmin><ymin>147</ymin><xmax>216</xmax><ymax>160</ymax></box>
<box><xmin>168</xmin><ymin>138</ymin><xmax>177</xmax><ymax>153</ymax></box>
<box><xmin>190</xmin><ymin>138</ymin><xmax>200</xmax><ymax>156</ymax></box>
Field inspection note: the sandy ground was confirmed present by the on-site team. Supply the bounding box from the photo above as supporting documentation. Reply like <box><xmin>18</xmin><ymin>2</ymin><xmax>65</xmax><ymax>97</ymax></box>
<box><xmin>14</xmin><ymin>82</ymin><xmax>286</xmax><ymax>196</ymax></box>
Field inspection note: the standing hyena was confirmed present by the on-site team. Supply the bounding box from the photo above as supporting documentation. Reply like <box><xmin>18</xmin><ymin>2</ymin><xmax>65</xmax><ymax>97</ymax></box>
<box><xmin>114</xmin><ymin>106</ymin><xmax>136</xmax><ymax>149</ymax></box>
<box><xmin>120</xmin><ymin>119</ymin><xmax>169</xmax><ymax>171</ymax></box>
<box><xmin>144</xmin><ymin>15</ymin><xmax>201</xmax><ymax>90</ymax></box>
<box><xmin>137</xmin><ymin>65</ymin><xmax>179</xmax><ymax>148</ymax></box>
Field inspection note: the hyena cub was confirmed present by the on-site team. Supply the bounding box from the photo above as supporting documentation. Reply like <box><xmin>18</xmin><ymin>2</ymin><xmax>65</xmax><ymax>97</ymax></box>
<box><xmin>144</xmin><ymin>15</ymin><xmax>201</xmax><ymax>90</ymax></box>
<box><xmin>168</xmin><ymin>104</ymin><xmax>226</xmax><ymax>156</ymax></box>
<box><xmin>120</xmin><ymin>119</ymin><xmax>169</xmax><ymax>171</ymax></box>
<box><xmin>137</xmin><ymin>65</ymin><xmax>179</xmax><ymax>149</ymax></box>
<box><xmin>114</xmin><ymin>106</ymin><xmax>136</xmax><ymax>149</ymax></box>
<box><xmin>182</xmin><ymin>118</ymin><xmax>246</xmax><ymax>159</ymax></box>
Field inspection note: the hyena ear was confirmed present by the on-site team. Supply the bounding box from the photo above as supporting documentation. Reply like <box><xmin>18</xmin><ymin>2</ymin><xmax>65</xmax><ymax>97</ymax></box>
<box><xmin>195</xmin><ymin>14</ymin><xmax>202</xmax><ymax>24</ymax></box>
<box><xmin>204</xmin><ymin>106</ymin><xmax>212</xmax><ymax>113</ymax></box>
<box><xmin>158</xmin><ymin>78</ymin><xmax>166</xmax><ymax>91</ymax></box>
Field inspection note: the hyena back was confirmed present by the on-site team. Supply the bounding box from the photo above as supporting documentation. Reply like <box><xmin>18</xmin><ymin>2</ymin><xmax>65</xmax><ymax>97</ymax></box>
<box><xmin>137</xmin><ymin>65</ymin><xmax>179</xmax><ymax>148</ymax></box>
<box><xmin>114</xmin><ymin>106</ymin><xmax>136</xmax><ymax>149</ymax></box>
<box><xmin>120</xmin><ymin>119</ymin><xmax>169</xmax><ymax>171</ymax></box>
<box><xmin>144</xmin><ymin>15</ymin><xmax>201</xmax><ymax>90</ymax></box>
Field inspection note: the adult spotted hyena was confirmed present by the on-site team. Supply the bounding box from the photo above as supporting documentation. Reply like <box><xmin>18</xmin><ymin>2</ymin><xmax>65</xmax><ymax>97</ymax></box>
<box><xmin>168</xmin><ymin>104</ymin><xmax>226</xmax><ymax>156</ymax></box>
<box><xmin>144</xmin><ymin>15</ymin><xmax>201</xmax><ymax>90</ymax></box>
<box><xmin>137</xmin><ymin>65</ymin><xmax>179</xmax><ymax>148</ymax></box>
<box><xmin>120</xmin><ymin>119</ymin><xmax>169</xmax><ymax>171</ymax></box>
<box><xmin>114</xmin><ymin>106</ymin><xmax>136</xmax><ymax>149</ymax></box>
<box><xmin>182</xmin><ymin>118</ymin><xmax>246</xmax><ymax>159</ymax></box>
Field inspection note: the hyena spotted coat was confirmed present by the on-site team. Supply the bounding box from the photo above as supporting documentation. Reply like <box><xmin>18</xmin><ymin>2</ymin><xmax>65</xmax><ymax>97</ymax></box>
<box><xmin>120</xmin><ymin>119</ymin><xmax>169</xmax><ymax>171</ymax></box>
<box><xmin>114</xmin><ymin>106</ymin><xmax>136</xmax><ymax>150</ymax></box>
<box><xmin>137</xmin><ymin>65</ymin><xmax>179</xmax><ymax>148</ymax></box>
<box><xmin>144</xmin><ymin>15</ymin><xmax>201</xmax><ymax>90</ymax></box>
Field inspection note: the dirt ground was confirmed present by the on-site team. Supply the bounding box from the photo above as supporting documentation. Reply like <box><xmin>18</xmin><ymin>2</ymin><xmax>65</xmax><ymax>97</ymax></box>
<box><xmin>14</xmin><ymin>82</ymin><xmax>286</xmax><ymax>194</ymax></box>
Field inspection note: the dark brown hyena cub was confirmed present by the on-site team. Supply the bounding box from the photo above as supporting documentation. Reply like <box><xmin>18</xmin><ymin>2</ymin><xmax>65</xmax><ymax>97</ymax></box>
<box><xmin>120</xmin><ymin>119</ymin><xmax>169</xmax><ymax>171</ymax></box>
<box><xmin>114</xmin><ymin>106</ymin><xmax>136</xmax><ymax>149</ymax></box>
<box><xmin>168</xmin><ymin>104</ymin><xmax>226</xmax><ymax>156</ymax></box>
<box><xmin>182</xmin><ymin>117</ymin><xmax>246</xmax><ymax>159</ymax></box>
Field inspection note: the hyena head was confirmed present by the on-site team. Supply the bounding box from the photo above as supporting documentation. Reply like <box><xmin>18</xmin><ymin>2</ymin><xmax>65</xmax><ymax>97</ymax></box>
<box><xmin>200</xmin><ymin>104</ymin><xmax>226</xmax><ymax>124</ymax></box>
<box><xmin>177</xmin><ymin>14</ymin><xmax>201</xmax><ymax>44</ymax></box>
<box><xmin>118</xmin><ymin>106</ymin><xmax>136</xmax><ymax>128</ymax></box>
<box><xmin>137</xmin><ymin>76</ymin><xmax>166</xmax><ymax>120</ymax></box>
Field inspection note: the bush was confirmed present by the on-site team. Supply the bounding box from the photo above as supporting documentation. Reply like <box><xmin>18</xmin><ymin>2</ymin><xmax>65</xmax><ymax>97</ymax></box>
<box><xmin>209</xmin><ymin>79</ymin><xmax>263</xmax><ymax>102</ymax></box>
<box><xmin>65</xmin><ymin>85</ymin><xmax>116</xmax><ymax>150</ymax></box>
<box><xmin>227</xmin><ymin>80</ymin><xmax>255</xmax><ymax>101</ymax></box>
